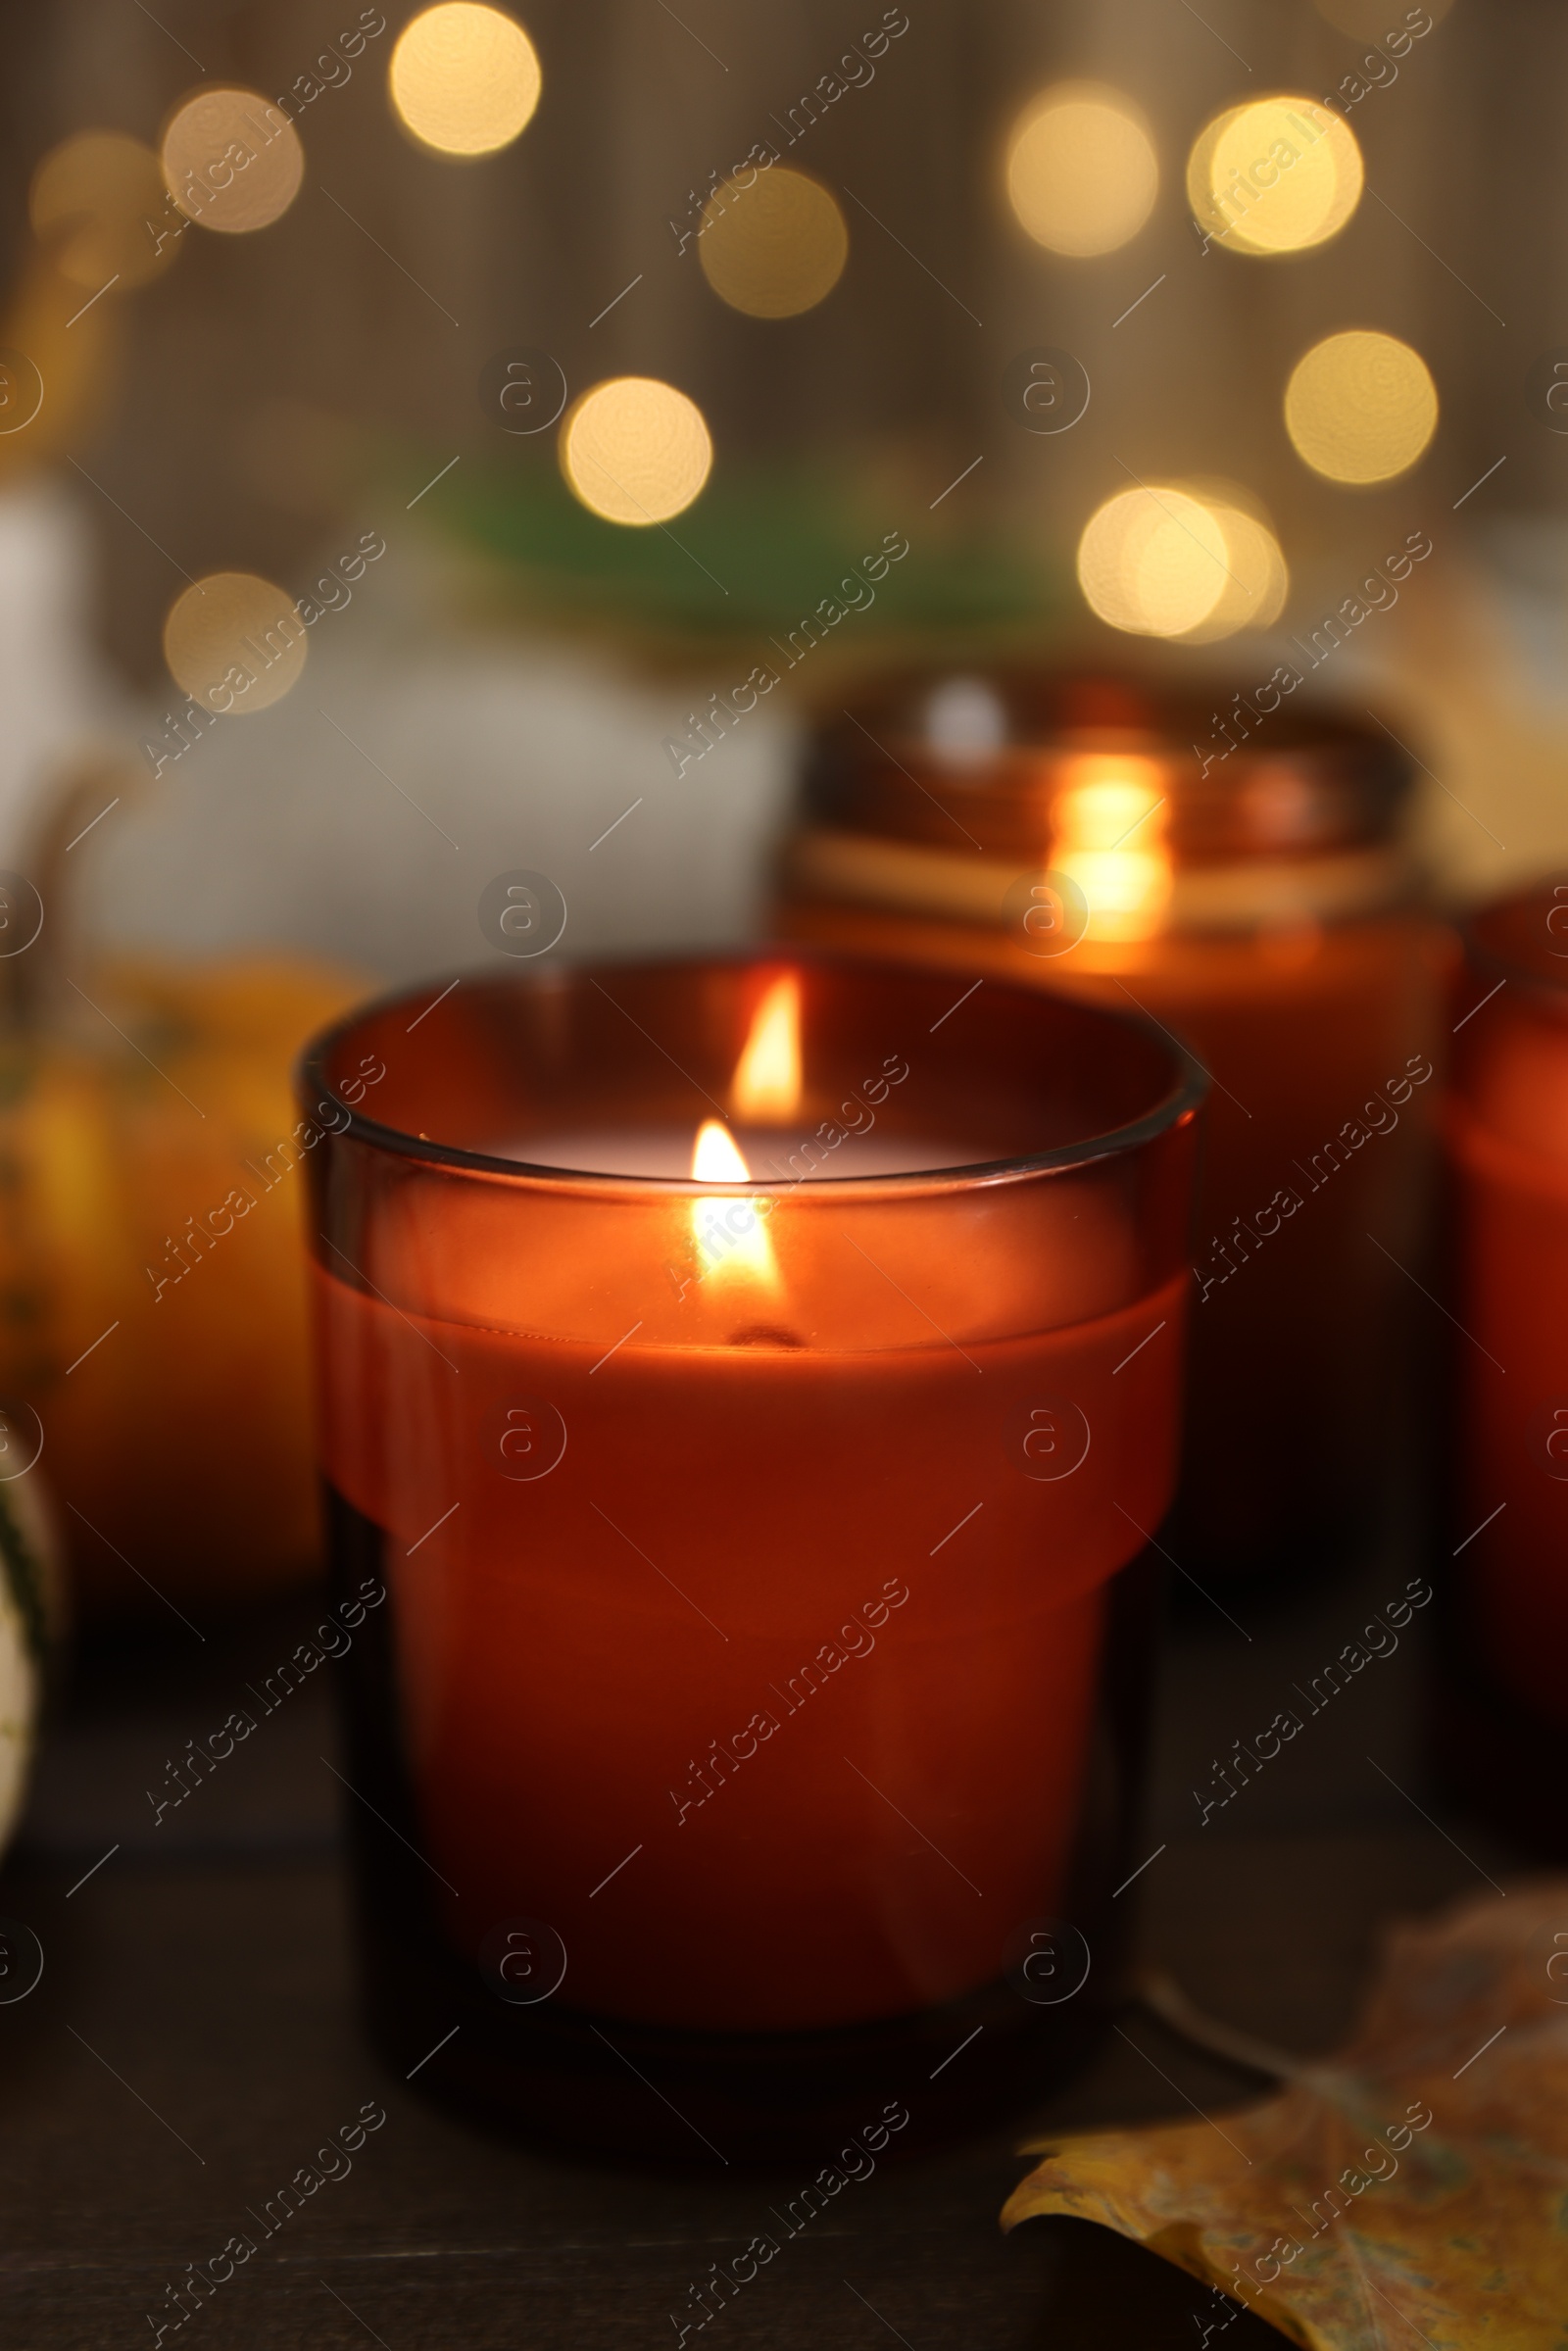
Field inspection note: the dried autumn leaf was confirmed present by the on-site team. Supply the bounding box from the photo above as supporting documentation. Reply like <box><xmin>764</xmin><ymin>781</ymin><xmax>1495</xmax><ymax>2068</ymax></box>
<box><xmin>1003</xmin><ymin>1883</ymin><xmax>1568</xmax><ymax>2350</ymax></box>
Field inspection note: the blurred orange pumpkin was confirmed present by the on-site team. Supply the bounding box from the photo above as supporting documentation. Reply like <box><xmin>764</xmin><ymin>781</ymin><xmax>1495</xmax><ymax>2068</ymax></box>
<box><xmin>0</xmin><ymin>890</ymin><xmax>365</xmax><ymax>1620</ymax></box>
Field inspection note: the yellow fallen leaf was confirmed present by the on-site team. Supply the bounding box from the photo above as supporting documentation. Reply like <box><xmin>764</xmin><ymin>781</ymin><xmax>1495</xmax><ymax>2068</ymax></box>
<box><xmin>1003</xmin><ymin>1883</ymin><xmax>1568</xmax><ymax>2350</ymax></box>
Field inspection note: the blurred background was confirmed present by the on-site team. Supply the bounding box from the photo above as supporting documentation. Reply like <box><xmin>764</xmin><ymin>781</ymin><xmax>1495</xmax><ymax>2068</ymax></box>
<box><xmin>0</xmin><ymin>12</ymin><xmax>1562</xmax><ymax>2340</ymax></box>
<box><xmin>0</xmin><ymin>0</ymin><xmax>1555</xmax><ymax>986</ymax></box>
<box><xmin>0</xmin><ymin>0</ymin><xmax>1545</xmax><ymax>1633</ymax></box>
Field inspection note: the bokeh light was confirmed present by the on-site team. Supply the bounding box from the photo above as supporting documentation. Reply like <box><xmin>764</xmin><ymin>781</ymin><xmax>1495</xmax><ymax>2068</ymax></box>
<box><xmin>1188</xmin><ymin>97</ymin><xmax>1362</xmax><ymax>255</ymax></box>
<box><xmin>560</xmin><ymin>378</ymin><xmax>713</xmax><ymax>526</ymax></box>
<box><xmin>925</xmin><ymin>676</ymin><xmax>1007</xmax><ymax>764</ymax></box>
<box><xmin>164</xmin><ymin>573</ymin><xmax>308</xmax><ymax>714</ymax></box>
<box><xmin>1078</xmin><ymin>486</ymin><xmax>1228</xmax><ymax>638</ymax></box>
<box><xmin>162</xmin><ymin>90</ymin><xmax>305</xmax><ymax>234</ymax></box>
<box><xmin>1005</xmin><ymin>82</ymin><xmax>1157</xmax><ymax>257</ymax></box>
<box><xmin>29</xmin><ymin>133</ymin><xmax>175</xmax><ymax>290</ymax></box>
<box><xmin>1077</xmin><ymin>482</ymin><xmax>1287</xmax><ymax>641</ymax></box>
<box><xmin>699</xmin><ymin>169</ymin><xmax>849</xmax><ymax>318</ymax></box>
<box><xmin>1177</xmin><ymin>482</ymin><xmax>1290</xmax><ymax>643</ymax></box>
<box><xmin>1284</xmin><ymin>330</ymin><xmax>1438</xmax><ymax>483</ymax></box>
<box><xmin>390</xmin><ymin>3</ymin><xmax>542</xmax><ymax>157</ymax></box>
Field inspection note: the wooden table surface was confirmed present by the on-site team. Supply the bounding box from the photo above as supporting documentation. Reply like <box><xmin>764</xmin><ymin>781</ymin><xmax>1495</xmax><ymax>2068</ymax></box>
<box><xmin>0</xmin><ymin>1539</ymin><xmax>1518</xmax><ymax>2350</ymax></box>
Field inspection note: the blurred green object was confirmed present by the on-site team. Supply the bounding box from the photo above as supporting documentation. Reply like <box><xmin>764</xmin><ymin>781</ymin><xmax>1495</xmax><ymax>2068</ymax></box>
<box><xmin>405</xmin><ymin>447</ymin><xmax>1064</xmax><ymax>658</ymax></box>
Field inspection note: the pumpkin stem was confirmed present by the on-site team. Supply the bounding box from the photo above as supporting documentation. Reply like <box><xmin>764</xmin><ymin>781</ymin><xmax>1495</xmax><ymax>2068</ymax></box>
<box><xmin>5</xmin><ymin>747</ymin><xmax>144</xmax><ymax>1032</ymax></box>
<box><xmin>1136</xmin><ymin>1966</ymin><xmax>1305</xmax><ymax>2082</ymax></box>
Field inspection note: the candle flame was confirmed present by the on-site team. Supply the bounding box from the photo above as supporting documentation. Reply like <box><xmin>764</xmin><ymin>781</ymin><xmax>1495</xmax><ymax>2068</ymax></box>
<box><xmin>692</xmin><ymin>1118</ymin><xmax>752</xmax><ymax>1183</ymax></box>
<box><xmin>690</xmin><ymin>1118</ymin><xmax>776</xmax><ymax>1285</ymax></box>
<box><xmin>683</xmin><ymin>980</ymin><xmax>800</xmax><ymax>1291</ymax></box>
<box><xmin>731</xmin><ymin>973</ymin><xmax>802</xmax><ymax>1121</ymax></box>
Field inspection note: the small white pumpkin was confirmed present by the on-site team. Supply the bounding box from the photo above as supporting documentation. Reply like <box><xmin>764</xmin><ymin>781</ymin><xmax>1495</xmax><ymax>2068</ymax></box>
<box><xmin>0</xmin><ymin>1471</ymin><xmax>55</xmax><ymax>1849</ymax></box>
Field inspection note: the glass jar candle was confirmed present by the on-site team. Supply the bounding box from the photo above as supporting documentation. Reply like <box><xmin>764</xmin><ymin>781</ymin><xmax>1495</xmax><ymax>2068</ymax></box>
<box><xmin>1441</xmin><ymin>882</ymin><xmax>1568</xmax><ymax>1836</ymax></box>
<box><xmin>302</xmin><ymin>954</ymin><xmax>1201</xmax><ymax>2157</ymax></box>
<box><xmin>779</xmin><ymin>671</ymin><xmax>1454</xmax><ymax>1584</ymax></box>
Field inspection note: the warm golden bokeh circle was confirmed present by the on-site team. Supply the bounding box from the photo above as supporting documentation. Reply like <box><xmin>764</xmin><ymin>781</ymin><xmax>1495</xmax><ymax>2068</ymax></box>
<box><xmin>1176</xmin><ymin>483</ymin><xmax>1290</xmax><ymax>642</ymax></box>
<box><xmin>1188</xmin><ymin>96</ymin><xmax>1362</xmax><ymax>255</ymax></box>
<box><xmin>1005</xmin><ymin>82</ymin><xmax>1158</xmax><ymax>257</ymax></box>
<box><xmin>698</xmin><ymin>169</ymin><xmax>849</xmax><ymax>318</ymax></box>
<box><xmin>1284</xmin><ymin>330</ymin><xmax>1438</xmax><ymax>483</ymax></box>
<box><xmin>1079</xmin><ymin>487</ymin><xmax>1229</xmax><ymax>638</ymax></box>
<box><xmin>164</xmin><ymin>573</ymin><xmax>309</xmax><ymax>714</ymax></box>
<box><xmin>1077</xmin><ymin>483</ymin><xmax>1288</xmax><ymax>642</ymax></box>
<box><xmin>560</xmin><ymin>378</ymin><xmax>713</xmax><ymax>526</ymax></box>
<box><xmin>162</xmin><ymin>90</ymin><xmax>306</xmax><ymax>234</ymax></box>
<box><xmin>390</xmin><ymin>3</ymin><xmax>542</xmax><ymax>156</ymax></box>
<box><xmin>30</xmin><ymin>132</ymin><xmax>175</xmax><ymax>289</ymax></box>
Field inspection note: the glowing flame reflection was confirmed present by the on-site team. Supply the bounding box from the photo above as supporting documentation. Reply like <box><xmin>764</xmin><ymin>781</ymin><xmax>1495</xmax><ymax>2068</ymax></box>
<box><xmin>1052</xmin><ymin>760</ymin><xmax>1173</xmax><ymax>943</ymax></box>
<box><xmin>731</xmin><ymin>973</ymin><xmax>802</xmax><ymax>1122</ymax></box>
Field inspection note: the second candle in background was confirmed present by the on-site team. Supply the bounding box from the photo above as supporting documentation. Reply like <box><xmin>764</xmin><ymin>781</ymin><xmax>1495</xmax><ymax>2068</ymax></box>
<box><xmin>777</xmin><ymin>669</ymin><xmax>1456</xmax><ymax>1586</ymax></box>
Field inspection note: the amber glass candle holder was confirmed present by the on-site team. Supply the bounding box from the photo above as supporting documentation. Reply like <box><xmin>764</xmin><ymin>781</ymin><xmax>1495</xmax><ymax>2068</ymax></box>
<box><xmin>780</xmin><ymin>670</ymin><xmax>1454</xmax><ymax>1584</ymax></box>
<box><xmin>301</xmin><ymin>955</ymin><xmax>1202</xmax><ymax>2158</ymax></box>
<box><xmin>1440</xmin><ymin>883</ymin><xmax>1568</xmax><ymax>1842</ymax></box>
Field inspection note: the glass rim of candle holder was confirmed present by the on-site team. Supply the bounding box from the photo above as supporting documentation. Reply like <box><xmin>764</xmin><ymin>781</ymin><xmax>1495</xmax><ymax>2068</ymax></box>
<box><xmin>300</xmin><ymin>949</ymin><xmax>1207</xmax><ymax>1200</ymax></box>
<box><xmin>792</xmin><ymin>664</ymin><xmax>1419</xmax><ymax>940</ymax></box>
<box><xmin>1463</xmin><ymin>876</ymin><xmax>1568</xmax><ymax>1011</ymax></box>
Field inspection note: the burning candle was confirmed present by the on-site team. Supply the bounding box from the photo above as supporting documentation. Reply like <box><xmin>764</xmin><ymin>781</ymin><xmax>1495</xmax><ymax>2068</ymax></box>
<box><xmin>780</xmin><ymin>671</ymin><xmax>1454</xmax><ymax>1584</ymax></box>
<box><xmin>304</xmin><ymin>955</ymin><xmax>1201</xmax><ymax>2154</ymax></box>
<box><xmin>1443</xmin><ymin>882</ymin><xmax>1568</xmax><ymax>1821</ymax></box>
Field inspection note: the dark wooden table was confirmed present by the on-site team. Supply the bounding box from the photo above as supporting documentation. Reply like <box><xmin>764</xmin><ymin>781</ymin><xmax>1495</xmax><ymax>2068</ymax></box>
<box><xmin>0</xmin><ymin>1538</ymin><xmax>1514</xmax><ymax>2349</ymax></box>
